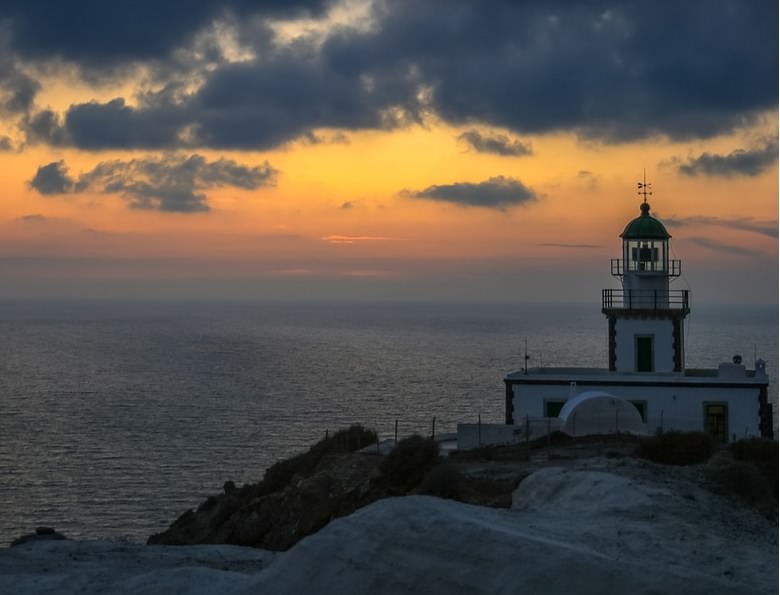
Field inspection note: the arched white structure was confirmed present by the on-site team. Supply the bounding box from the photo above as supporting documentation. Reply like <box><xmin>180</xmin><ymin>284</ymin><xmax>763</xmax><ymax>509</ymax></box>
<box><xmin>558</xmin><ymin>390</ymin><xmax>644</xmax><ymax>436</ymax></box>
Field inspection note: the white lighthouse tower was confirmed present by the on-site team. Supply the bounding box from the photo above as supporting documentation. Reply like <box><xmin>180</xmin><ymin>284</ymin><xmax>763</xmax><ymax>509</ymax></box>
<box><xmin>602</xmin><ymin>177</ymin><xmax>689</xmax><ymax>373</ymax></box>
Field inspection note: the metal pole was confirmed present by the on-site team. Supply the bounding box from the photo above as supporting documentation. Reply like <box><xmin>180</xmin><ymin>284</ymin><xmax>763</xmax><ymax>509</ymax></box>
<box><xmin>432</xmin><ymin>416</ymin><xmax>436</xmax><ymax>439</ymax></box>
<box><xmin>394</xmin><ymin>419</ymin><xmax>398</xmax><ymax>446</ymax></box>
<box><xmin>525</xmin><ymin>415</ymin><xmax>529</xmax><ymax>446</ymax></box>
<box><xmin>547</xmin><ymin>418</ymin><xmax>551</xmax><ymax>450</ymax></box>
<box><xmin>478</xmin><ymin>413</ymin><xmax>482</xmax><ymax>447</ymax></box>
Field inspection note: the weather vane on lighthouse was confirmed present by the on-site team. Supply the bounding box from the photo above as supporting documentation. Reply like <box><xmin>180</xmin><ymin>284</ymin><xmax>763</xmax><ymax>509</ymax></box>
<box><xmin>637</xmin><ymin>168</ymin><xmax>652</xmax><ymax>203</ymax></box>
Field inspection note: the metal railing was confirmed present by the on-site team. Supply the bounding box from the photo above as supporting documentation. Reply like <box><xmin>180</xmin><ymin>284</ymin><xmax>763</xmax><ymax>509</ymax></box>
<box><xmin>610</xmin><ymin>259</ymin><xmax>681</xmax><ymax>277</ymax></box>
<box><xmin>602</xmin><ymin>289</ymin><xmax>690</xmax><ymax>312</ymax></box>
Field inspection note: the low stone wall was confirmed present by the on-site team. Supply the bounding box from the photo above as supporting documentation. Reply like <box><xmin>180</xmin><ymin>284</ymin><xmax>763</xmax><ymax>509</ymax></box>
<box><xmin>457</xmin><ymin>420</ymin><xmax>562</xmax><ymax>450</ymax></box>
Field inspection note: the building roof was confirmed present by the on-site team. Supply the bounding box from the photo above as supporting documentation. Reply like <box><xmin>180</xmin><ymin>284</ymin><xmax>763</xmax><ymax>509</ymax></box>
<box><xmin>505</xmin><ymin>366</ymin><xmax>768</xmax><ymax>387</ymax></box>
<box><xmin>620</xmin><ymin>201</ymin><xmax>671</xmax><ymax>240</ymax></box>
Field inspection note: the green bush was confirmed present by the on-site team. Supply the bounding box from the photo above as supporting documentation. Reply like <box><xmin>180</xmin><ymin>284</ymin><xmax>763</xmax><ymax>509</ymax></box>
<box><xmin>635</xmin><ymin>431</ymin><xmax>715</xmax><ymax>465</ymax></box>
<box><xmin>380</xmin><ymin>435</ymin><xmax>440</xmax><ymax>492</ymax></box>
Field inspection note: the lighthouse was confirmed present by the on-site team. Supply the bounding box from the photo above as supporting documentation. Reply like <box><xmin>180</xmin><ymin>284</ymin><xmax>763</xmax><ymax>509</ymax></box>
<box><xmin>500</xmin><ymin>177</ymin><xmax>773</xmax><ymax>442</ymax></box>
<box><xmin>602</xmin><ymin>181</ymin><xmax>689</xmax><ymax>374</ymax></box>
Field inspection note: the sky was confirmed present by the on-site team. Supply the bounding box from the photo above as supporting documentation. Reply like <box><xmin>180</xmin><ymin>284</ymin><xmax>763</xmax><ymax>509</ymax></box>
<box><xmin>0</xmin><ymin>0</ymin><xmax>777</xmax><ymax>304</ymax></box>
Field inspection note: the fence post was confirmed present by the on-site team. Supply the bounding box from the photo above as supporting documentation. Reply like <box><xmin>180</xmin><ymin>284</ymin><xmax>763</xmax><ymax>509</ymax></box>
<box><xmin>546</xmin><ymin>417</ymin><xmax>551</xmax><ymax>450</ymax></box>
<box><xmin>573</xmin><ymin>412</ymin><xmax>576</xmax><ymax>437</ymax></box>
<box><xmin>478</xmin><ymin>413</ymin><xmax>482</xmax><ymax>447</ymax></box>
<box><xmin>615</xmin><ymin>406</ymin><xmax>619</xmax><ymax>435</ymax></box>
<box><xmin>525</xmin><ymin>415</ymin><xmax>529</xmax><ymax>447</ymax></box>
<box><xmin>394</xmin><ymin>419</ymin><xmax>398</xmax><ymax>446</ymax></box>
<box><xmin>432</xmin><ymin>416</ymin><xmax>436</xmax><ymax>439</ymax></box>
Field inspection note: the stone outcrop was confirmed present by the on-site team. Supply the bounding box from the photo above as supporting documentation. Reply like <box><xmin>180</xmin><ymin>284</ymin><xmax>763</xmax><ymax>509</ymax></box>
<box><xmin>11</xmin><ymin>526</ymin><xmax>68</xmax><ymax>547</ymax></box>
<box><xmin>149</xmin><ymin>452</ymin><xmax>385</xmax><ymax>550</ymax></box>
<box><xmin>147</xmin><ymin>430</ymin><xmax>520</xmax><ymax>551</ymax></box>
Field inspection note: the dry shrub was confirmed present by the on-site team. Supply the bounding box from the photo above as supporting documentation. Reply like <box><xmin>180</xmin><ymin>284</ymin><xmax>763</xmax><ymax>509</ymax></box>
<box><xmin>264</xmin><ymin>424</ymin><xmax>377</xmax><ymax>491</ymax></box>
<box><xmin>730</xmin><ymin>438</ymin><xmax>778</xmax><ymax>497</ymax></box>
<box><xmin>708</xmin><ymin>460</ymin><xmax>775</xmax><ymax>514</ymax></box>
<box><xmin>381</xmin><ymin>435</ymin><xmax>440</xmax><ymax>493</ymax></box>
<box><xmin>635</xmin><ymin>431</ymin><xmax>715</xmax><ymax>465</ymax></box>
<box><xmin>419</xmin><ymin>464</ymin><xmax>465</xmax><ymax>500</ymax></box>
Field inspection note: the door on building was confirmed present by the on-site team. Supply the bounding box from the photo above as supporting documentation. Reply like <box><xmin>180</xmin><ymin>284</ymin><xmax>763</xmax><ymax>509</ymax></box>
<box><xmin>704</xmin><ymin>404</ymin><xmax>728</xmax><ymax>442</ymax></box>
<box><xmin>635</xmin><ymin>336</ymin><xmax>654</xmax><ymax>372</ymax></box>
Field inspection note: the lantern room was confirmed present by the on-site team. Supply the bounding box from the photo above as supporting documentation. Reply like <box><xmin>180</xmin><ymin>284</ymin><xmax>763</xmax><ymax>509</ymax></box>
<box><xmin>621</xmin><ymin>201</ymin><xmax>670</xmax><ymax>273</ymax></box>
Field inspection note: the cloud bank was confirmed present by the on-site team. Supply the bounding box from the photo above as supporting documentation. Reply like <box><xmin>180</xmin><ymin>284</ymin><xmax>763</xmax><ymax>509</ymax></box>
<box><xmin>29</xmin><ymin>154</ymin><xmax>277</xmax><ymax>212</ymax></box>
<box><xmin>675</xmin><ymin>138</ymin><xmax>778</xmax><ymax>178</ymax></box>
<box><xmin>457</xmin><ymin>130</ymin><xmax>532</xmax><ymax>157</ymax></box>
<box><xmin>404</xmin><ymin>176</ymin><xmax>537</xmax><ymax>209</ymax></box>
<box><xmin>1</xmin><ymin>0</ymin><xmax>775</xmax><ymax>151</ymax></box>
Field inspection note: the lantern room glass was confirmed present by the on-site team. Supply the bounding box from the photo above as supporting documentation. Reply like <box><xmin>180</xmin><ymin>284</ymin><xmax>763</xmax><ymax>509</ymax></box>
<box><xmin>624</xmin><ymin>239</ymin><xmax>668</xmax><ymax>272</ymax></box>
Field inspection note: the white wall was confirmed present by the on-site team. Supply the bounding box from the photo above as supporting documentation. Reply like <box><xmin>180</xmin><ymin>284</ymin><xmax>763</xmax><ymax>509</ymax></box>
<box><xmin>510</xmin><ymin>382</ymin><xmax>763</xmax><ymax>438</ymax></box>
<box><xmin>615</xmin><ymin>318</ymin><xmax>674</xmax><ymax>373</ymax></box>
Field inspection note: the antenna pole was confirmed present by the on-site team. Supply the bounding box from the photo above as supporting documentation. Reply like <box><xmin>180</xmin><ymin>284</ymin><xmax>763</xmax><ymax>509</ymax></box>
<box><xmin>637</xmin><ymin>169</ymin><xmax>652</xmax><ymax>203</ymax></box>
<box><xmin>524</xmin><ymin>338</ymin><xmax>529</xmax><ymax>374</ymax></box>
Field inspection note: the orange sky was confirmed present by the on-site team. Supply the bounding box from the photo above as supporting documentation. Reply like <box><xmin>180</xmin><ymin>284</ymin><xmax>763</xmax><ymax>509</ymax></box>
<box><xmin>2</xmin><ymin>123</ymin><xmax>776</xmax><ymax>303</ymax></box>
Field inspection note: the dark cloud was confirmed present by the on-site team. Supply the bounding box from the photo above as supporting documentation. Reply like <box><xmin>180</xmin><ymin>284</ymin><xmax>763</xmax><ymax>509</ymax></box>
<box><xmin>2</xmin><ymin>1</ymin><xmax>332</xmax><ymax>65</ymax></box>
<box><xmin>0</xmin><ymin>135</ymin><xmax>12</xmax><ymax>150</ymax></box>
<box><xmin>28</xmin><ymin>154</ymin><xmax>278</xmax><ymax>212</ymax></box>
<box><xmin>457</xmin><ymin>130</ymin><xmax>532</xmax><ymax>157</ymax></box>
<box><xmin>28</xmin><ymin>161</ymin><xmax>74</xmax><ymax>194</ymax></box>
<box><xmin>8</xmin><ymin>0</ymin><xmax>779</xmax><ymax>150</ymax></box>
<box><xmin>404</xmin><ymin>176</ymin><xmax>537</xmax><ymax>209</ymax></box>
<box><xmin>537</xmin><ymin>243</ymin><xmax>601</xmax><ymax>249</ymax></box>
<box><xmin>0</xmin><ymin>35</ymin><xmax>41</xmax><ymax>114</ymax></box>
<box><xmin>58</xmin><ymin>99</ymin><xmax>187</xmax><ymax>150</ymax></box>
<box><xmin>686</xmin><ymin>237</ymin><xmax>764</xmax><ymax>257</ymax></box>
<box><xmin>29</xmin><ymin>50</ymin><xmax>421</xmax><ymax>150</ymax></box>
<box><xmin>341</xmin><ymin>201</ymin><xmax>353</xmax><ymax>209</ymax></box>
<box><xmin>674</xmin><ymin>138</ymin><xmax>778</xmax><ymax>177</ymax></box>
<box><xmin>0</xmin><ymin>69</ymin><xmax>40</xmax><ymax>113</ymax></box>
<box><xmin>663</xmin><ymin>216</ymin><xmax>778</xmax><ymax>239</ymax></box>
<box><xmin>326</xmin><ymin>0</ymin><xmax>777</xmax><ymax>143</ymax></box>
<box><xmin>22</xmin><ymin>109</ymin><xmax>67</xmax><ymax>145</ymax></box>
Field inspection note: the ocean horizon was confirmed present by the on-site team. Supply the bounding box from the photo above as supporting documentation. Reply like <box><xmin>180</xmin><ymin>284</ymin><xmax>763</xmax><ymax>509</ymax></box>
<box><xmin>1</xmin><ymin>298</ymin><xmax>776</xmax><ymax>544</ymax></box>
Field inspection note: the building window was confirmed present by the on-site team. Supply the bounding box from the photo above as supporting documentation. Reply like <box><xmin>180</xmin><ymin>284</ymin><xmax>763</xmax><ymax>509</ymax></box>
<box><xmin>630</xmin><ymin>401</ymin><xmax>647</xmax><ymax>422</ymax></box>
<box><xmin>635</xmin><ymin>335</ymin><xmax>654</xmax><ymax>372</ymax></box>
<box><xmin>544</xmin><ymin>400</ymin><xmax>565</xmax><ymax>418</ymax></box>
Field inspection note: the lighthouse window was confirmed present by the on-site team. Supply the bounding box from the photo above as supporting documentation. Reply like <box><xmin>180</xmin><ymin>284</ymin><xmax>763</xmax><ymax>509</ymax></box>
<box><xmin>630</xmin><ymin>243</ymin><xmax>659</xmax><ymax>270</ymax></box>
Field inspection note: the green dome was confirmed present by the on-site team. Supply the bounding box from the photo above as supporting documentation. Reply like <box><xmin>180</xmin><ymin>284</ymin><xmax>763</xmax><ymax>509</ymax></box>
<box><xmin>620</xmin><ymin>202</ymin><xmax>671</xmax><ymax>240</ymax></box>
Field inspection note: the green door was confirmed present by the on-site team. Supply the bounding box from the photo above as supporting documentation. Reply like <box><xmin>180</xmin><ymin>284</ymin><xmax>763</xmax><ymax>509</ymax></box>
<box><xmin>705</xmin><ymin>404</ymin><xmax>728</xmax><ymax>442</ymax></box>
<box><xmin>636</xmin><ymin>336</ymin><xmax>653</xmax><ymax>372</ymax></box>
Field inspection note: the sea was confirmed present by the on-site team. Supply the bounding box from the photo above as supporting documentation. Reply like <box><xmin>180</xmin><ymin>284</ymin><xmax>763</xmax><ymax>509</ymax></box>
<box><xmin>0</xmin><ymin>299</ymin><xmax>776</xmax><ymax>545</ymax></box>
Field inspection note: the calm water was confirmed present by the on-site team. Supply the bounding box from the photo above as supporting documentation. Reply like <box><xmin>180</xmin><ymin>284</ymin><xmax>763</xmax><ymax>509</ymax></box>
<box><xmin>0</xmin><ymin>300</ymin><xmax>776</xmax><ymax>544</ymax></box>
